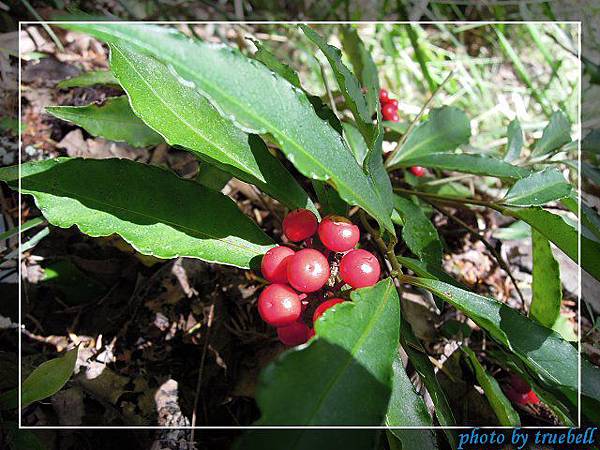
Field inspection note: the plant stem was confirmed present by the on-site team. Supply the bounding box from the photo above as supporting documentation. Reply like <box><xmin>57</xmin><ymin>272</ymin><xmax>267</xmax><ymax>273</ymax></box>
<box><xmin>319</xmin><ymin>62</ymin><xmax>339</xmax><ymax>118</ymax></box>
<box><xmin>359</xmin><ymin>210</ymin><xmax>403</xmax><ymax>277</ymax></box>
<box><xmin>393</xmin><ymin>187</ymin><xmax>501</xmax><ymax>210</ymax></box>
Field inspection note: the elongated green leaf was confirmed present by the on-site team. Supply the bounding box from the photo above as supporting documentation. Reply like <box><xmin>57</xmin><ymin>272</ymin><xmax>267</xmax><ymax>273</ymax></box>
<box><xmin>0</xmin><ymin>158</ymin><xmax>273</xmax><ymax>268</ymax></box>
<box><xmin>394</xmin><ymin>195</ymin><xmax>442</xmax><ymax>266</ymax></box>
<box><xmin>386</xmin><ymin>107</ymin><xmax>471</xmax><ymax>168</ymax></box>
<box><xmin>504</xmin><ymin>168</ymin><xmax>571</xmax><ymax>206</ymax></box>
<box><xmin>237</xmin><ymin>279</ymin><xmax>399</xmax><ymax>448</ymax></box>
<box><xmin>109</xmin><ymin>43</ymin><xmax>316</xmax><ymax>214</ymax></box>
<box><xmin>401</xmin><ymin>276</ymin><xmax>578</xmax><ymax>402</ymax></box>
<box><xmin>395</xmin><ymin>154</ymin><xmax>530</xmax><ymax>180</ymax></box>
<box><xmin>582</xmin><ymin>161</ymin><xmax>600</xmax><ymax>186</ymax></box>
<box><xmin>530</xmin><ymin>229</ymin><xmax>562</xmax><ymax>328</ymax></box>
<box><xmin>46</xmin><ymin>96</ymin><xmax>163</xmax><ymax>147</ymax></box>
<box><xmin>300</xmin><ymin>24</ymin><xmax>376</xmax><ymax>146</ymax></box>
<box><xmin>251</xmin><ymin>39</ymin><xmax>301</xmax><ymax>88</ymax></box>
<box><xmin>385</xmin><ymin>355</ymin><xmax>435</xmax><ymax>436</ymax></box>
<box><xmin>502</xmin><ymin>206</ymin><xmax>600</xmax><ymax>280</ymax></box>
<box><xmin>62</xmin><ymin>23</ymin><xmax>393</xmax><ymax>233</ymax></box>
<box><xmin>312</xmin><ymin>180</ymin><xmax>347</xmax><ymax>216</ymax></box>
<box><xmin>533</xmin><ymin>111</ymin><xmax>571</xmax><ymax>156</ymax></box>
<box><xmin>57</xmin><ymin>69</ymin><xmax>120</xmax><ymax>88</ymax></box>
<box><xmin>21</xmin><ymin>347</ymin><xmax>78</xmax><ymax>408</ymax></box>
<box><xmin>462</xmin><ymin>347</ymin><xmax>520</xmax><ymax>426</ymax></box>
<box><xmin>503</xmin><ymin>119</ymin><xmax>523</xmax><ymax>162</ymax></box>
<box><xmin>342</xmin><ymin>122</ymin><xmax>368</xmax><ymax>166</ymax></box>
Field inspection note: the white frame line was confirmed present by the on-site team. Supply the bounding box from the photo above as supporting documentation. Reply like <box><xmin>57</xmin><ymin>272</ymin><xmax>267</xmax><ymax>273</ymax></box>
<box><xmin>17</xmin><ymin>19</ymin><xmax>583</xmax><ymax>431</ymax></box>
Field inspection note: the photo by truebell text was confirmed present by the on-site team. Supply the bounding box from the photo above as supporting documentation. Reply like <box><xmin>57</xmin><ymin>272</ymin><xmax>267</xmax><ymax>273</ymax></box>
<box><xmin>457</xmin><ymin>427</ymin><xmax>598</xmax><ymax>449</ymax></box>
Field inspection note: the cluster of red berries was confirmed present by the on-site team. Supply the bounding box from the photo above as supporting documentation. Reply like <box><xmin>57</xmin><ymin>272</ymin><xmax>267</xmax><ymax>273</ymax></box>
<box><xmin>257</xmin><ymin>209</ymin><xmax>381</xmax><ymax>346</ymax></box>
<box><xmin>503</xmin><ymin>374</ymin><xmax>540</xmax><ymax>406</ymax></box>
<box><xmin>379</xmin><ymin>88</ymin><xmax>399</xmax><ymax>122</ymax></box>
<box><xmin>380</xmin><ymin>88</ymin><xmax>426</xmax><ymax>178</ymax></box>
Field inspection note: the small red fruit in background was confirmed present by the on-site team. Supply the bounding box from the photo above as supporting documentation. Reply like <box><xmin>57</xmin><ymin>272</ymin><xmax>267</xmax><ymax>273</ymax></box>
<box><xmin>287</xmin><ymin>248</ymin><xmax>330</xmax><ymax>293</ymax></box>
<box><xmin>379</xmin><ymin>88</ymin><xmax>389</xmax><ymax>103</ymax></box>
<box><xmin>504</xmin><ymin>374</ymin><xmax>540</xmax><ymax>406</ymax></box>
<box><xmin>387</xmin><ymin>99</ymin><xmax>398</xmax><ymax>108</ymax></box>
<box><xmin>258</xmin><ymin>283</ymin><xmax>301</xmax><ymax>327</ymax></box>
<box><xmin>339</xmin><ymin>249</ymin><xmax>381</xmax><ymax>288</ymax></box>
<box><xmin>261</xmin><ymin>246</ymin><xmax>295</xmax><ymax>283</ymax></box>
<box><xmin>382</xmin><ymin>103</ymin><xmax>398</xmax><ymax>121</ymax></box>
<box><xmin>313</xmin><ymin>298</ymin><xmax>345</xmax><ymax>323</ymax></box>
<box><xmin>277</xmin><ymin>321</ymin><xmax>309</xmax><ymax>346</ymax></box>
<box><xmin>410</xmin><ymin>166</ymin><xmax>425</xmax><ymax>177</ymax></box>
<box><xmin>318</xmin><ymin>215</ymin><xmax>360</xmax><ymax>252</ymax></box>
<box><xmin>282</xmin><ymin>208</ymin><xmax>318</xmax><ymax>242</ymax></box>
<box><xmin>388</xmin><ymin>113</ymin><xmax>400</xmax><ymax>123</ymax></box>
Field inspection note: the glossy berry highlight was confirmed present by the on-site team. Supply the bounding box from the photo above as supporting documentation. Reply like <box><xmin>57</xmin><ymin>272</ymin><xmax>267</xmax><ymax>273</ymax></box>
<box><xmin>277</xmin><ymin>321</ymin><xmax>310</xmax><ymax>346</ymax></box>
<box><xmin>339</xmin><ymin>249</ymin><xmax>381</xmax><ymax>288</ymax></box>
<box><xmin>282</xmin><ymin>209</ymin><xmax>318</xmax><ymax>242</ymax></box>
<box><xmin>261</xmin><ymin>246</ymin><xmax>295</xmax><ymax>283</ymax></box>
<box><xmin>318</xmin><ymin>215</ymin><xmax>360</xmax><ymax>252</ymax></box>
<box><xmin>313</xmin><ymin>298</ymin><xmax>345</xmax><ymax>323</ymax></box>
<box><xmin>382</xmin><ymin>103</ymin><xmax>398</xmax><ymax>121</ymax></box>
<box><xmin>410</xmin><ymin>166</ymin><xmax>425</xmax><ymax>177</ymax></box>
<box><xmin>379</xmin><ymin>88</ymin><xmax>389</xmax><ymax>103</ymax></box>
<box><xmin>287</xmin><ymin>248</ymin><xmax>330</xmax><ymax>293</ymax></box>
<box><xmin>258</xmin><ymin>284</ymin><xmax>301</xmax><ymax>327</ymax></box>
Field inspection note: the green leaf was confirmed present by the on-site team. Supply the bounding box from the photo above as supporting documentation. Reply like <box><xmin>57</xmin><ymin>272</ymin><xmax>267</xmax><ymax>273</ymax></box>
<box><xmin>0</xmin><ymin>158</ymin><xmax>273</xmax><ymax>268</ymax></box>
<box><xmin>491</xmin><ymin>220</ymin><xmax>531</xmax><ymax>240</ymax></box>
<box><xmin>530</xmin><ymin>229</ymin><xmax>562</xmax><ymax>328</ymax></box>
<box><xmin>108</xmin><ymin>43</ymin><xmax>316</xmax><ymax>215</ymax></box>
<box><xmin>386</xmin><ymin>107</ymin><xmax>471</xmax><ymax>168</ymax></box>
<box><xmin>502</xmin><ymin>206</ymin><xmax>600</xmax><ymax>280</ymax></box>
<box><xmin>46</xmin><ymin>96</ymin><xmax>163</xmax><ymax>147</ymax></box>
<box><xmin>503</xmin><ymin>119</ymin><xmax>523</xmax><ymax>162</ymax></box>
<box><xmin>582</xmin><ymin>162</ymin><xmax>600</xmax><ymax>186</ymax></box>
<box><xmin>462</xmin><ymin>347</ymin><xmax>521</xmax><ymax>427</ymax></box>
<box><xmin>57</xmin><ymin>69</ymin><xmax>120</xmax><ymax>88</ymax></box>
<box><xmin>395</xmin><ymin>154</ymin><xmax>530</xmax><ymax>180</ymax></box>
<box><xmin>21</xmin><ymin>347</ymin><xmax>78</xmax><ymax>408</ymax></box>
<box><xmin>312</xmin><ymin>180</ymin><xmax>348</xmax><ymax>216</ymax></box>
<box><xmin>503</xmin><ymin>168</ymin><xmax>571</xmax><ymax>206</ymax></box>
<box><xmin>238</xmin><ymin>279</ymin><xmax>398</xmax><ymax>447</ymax></box>
<box><xmin>401</xmin><ymin>276</ymin><xmax>578</xmax><ymax>403</ymax></box>
<box><xmin>582</xmin><ymin>129</ymin><xmax>600</xmax><ymax>154</ymax></box>
<box><xmin>300</xmin><ymin>24</ymin><xmax>376</xmax><ymax>146</ymax></box>
<box><xmin>394</xmin><ymin>195</ymin><xmax>442</xmax><ymax>266</ymax></box>
<box><xmin>62</xmin><ymin>23</ymin><xmax>393</xmax><ymax>234</ymax></box>
<box><xmin>342</xmin><ymin>122</ymin><xmax>368</xmax><ymax>166</ymax></box>
<box><xmin>385</xmin><ymin>354</ymin><xmax>435</xmax><ymax>436</ymax></box>
<box><xmin>251</xmin><ymin>39</ymin><xmax>302</xmax><ymax>88</ymax></box>
<box><xmin>532</xmin><ymin>110</ymin><xmax>571</xmax><ymax>156</ymax></box>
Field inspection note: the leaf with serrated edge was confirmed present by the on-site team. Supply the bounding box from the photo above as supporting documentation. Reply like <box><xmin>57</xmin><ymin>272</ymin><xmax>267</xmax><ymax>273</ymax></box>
<box><xmin>108</xmin><ymin>43</ymin><xmax>316</xmax><ymax>214</ymax></box>
<box><xmin>402</xmin><ymin>276</ymin><xmax>578</xmax><ymax>403</ymax></box>
<box><xmin>46</xmin><ymin>96</ymin><xmax>163</xmax><ymax>147</ymax></box>
<box><xmin>530</xmin><ymin>229</ymin><xmax>562</xmax><ymax>328</ymax></box>
<box><xmin>462</xmin><ymin>347</ymin><xmax>520</xmax><ymax>426</ymax></box>
<box><xmin>386</xmin><ymin>106</ymin><xmax>471</xmax><ymax>167</ymax></box>
<box><xmin>301</xmin><ymin>24</ymin><xmax>376</xmax><ymax>146</ymax></box>
<box><xmin>21</xmin><ymin>348</ymin><xmax>78</xmax><ymax>408</ymax></box>
<box><xmin>504</xmin><ymin>168</ymin><xmax>571</xmax><ymax>206</ymax></box>
<box><xmin>0</xmin><ymin>158</ymin><xmax>273</xmax><ymax>268</ymax></box>
<box><xmin>60</xmin><ymin>23</ymin><xmax>393</xmax><ymax>234</ymax></box>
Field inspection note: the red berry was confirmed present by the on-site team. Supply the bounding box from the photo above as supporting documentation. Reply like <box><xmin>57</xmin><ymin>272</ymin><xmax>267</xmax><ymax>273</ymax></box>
<box><xmin>339</xmin><ymin>249</ymin><xmax>381</xmax><ymax>288</ymax></box>
<box><xmin>258</xmin><ymin>284</ymin><xmax>301</xmax><ymax>327</ymax></box>
<box><xmin>317</xmin><ymin>215</ymin><xmax>360</xmax><ymax>252</ymax></box>
<box><xmin>410</xmin><ymin>166</ymin><xmax>425</xmax><ymax>177</ymax></box>
<box><xmin>388</xmin><ymin>113</ymin><xmax>400</xmax><ymax>122</ymax></box>
<box><xmin>509</xmin><ymin>374</ymin><xmax>531</xmax><ymax>394</ymax></box>
<box><xmin>388</xmin><ymin>99</ymin><xmax>398</xmax><ymax>108</ymax></box>
<box><xmin>382</xmin><ymin>103</ymin><xmax>398</xmax><ymax>120</ymax></box>
<box><xmin>287</xmin><ymin>249</ymin><xmax>330</xmax><ymax>293</ymax></box>
<box><xmin>313</xmin><ymin>298</ymin><xmax>345</xmax><ymax>323</ymax></box>
<box><xmin>379</xmin><ymin>88</ymin><xmax>389</xmax><ymax>103</ymax></box>
<box><xmin>526</xmin><ymin>390</ymin><xmax>540</xmax><ymax>404</ymax></box>
<box><xmin>261</xmin><ymin>246</ymin><xmax>295</xmax><ymax>283</ymax></box>
<box><xmin>282</xmin><ymin>209</ymin><xmax>318</xmax><ymax>242</ymax></box>
<box><xmin>277</xmin><ymin>321</ymin><xmax>309</xmax><ymax>346</ymax></box>
<box><xmin>504</xmin><ymin>386</ymin><xmax>529</xmax><ymax>405</ymax></box>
